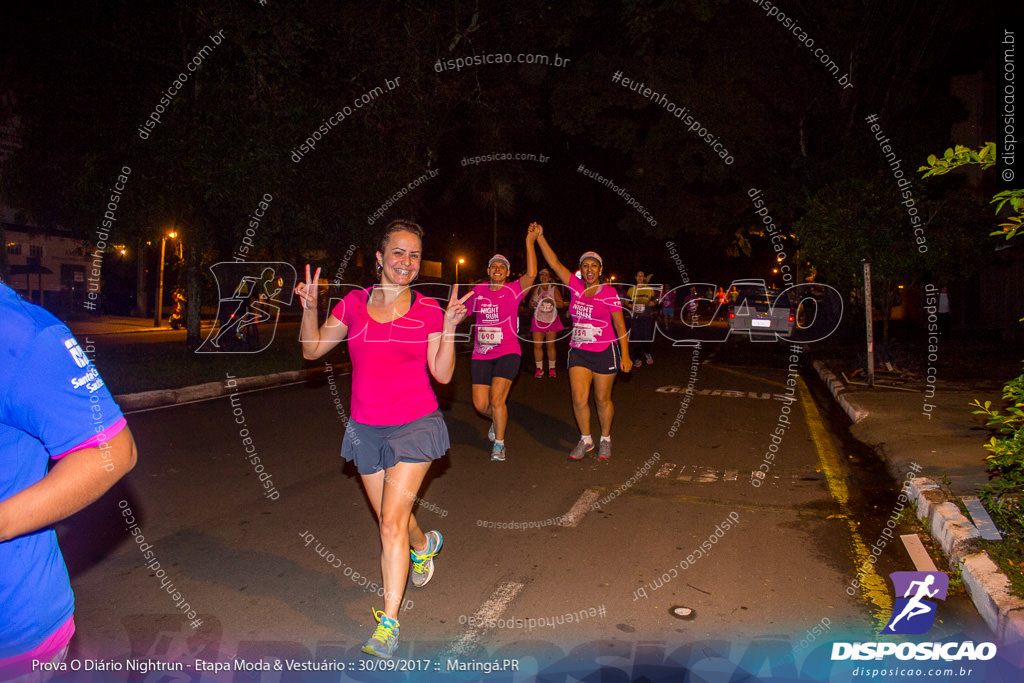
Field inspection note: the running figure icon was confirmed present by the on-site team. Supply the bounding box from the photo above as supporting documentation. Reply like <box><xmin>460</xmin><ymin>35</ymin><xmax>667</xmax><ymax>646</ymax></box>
<box><xmin>886</xmin><ymin>575</ymin><xmax>938</xmax><ymax>630</ymax></box>
<box><xmin>881</xmin><ymin>571</ymin><xmax>949</xmax><ymax>635</ymax></box>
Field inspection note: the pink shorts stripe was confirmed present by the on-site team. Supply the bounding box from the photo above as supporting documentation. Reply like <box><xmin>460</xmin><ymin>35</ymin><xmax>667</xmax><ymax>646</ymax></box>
<box><xmin>55</xmin><ymin>417</ymin><xmax>127</xmax><ymax>459</ymax></box>
<box><xmin>0</xmin><ymin>616</ymin><xmax>74</xmax><ymax>680</ymax></box>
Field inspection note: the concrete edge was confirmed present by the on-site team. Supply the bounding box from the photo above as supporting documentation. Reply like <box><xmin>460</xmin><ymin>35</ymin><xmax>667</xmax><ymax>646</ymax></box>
<box><xmin>113</xmin><ymin>365</ymin><xmax>340</xmax><ymax>411</ymax></box>
<box><xmin>812</xmin><ymin>360</ymin><xmax>1024</xmax><ymax>650</ymax></box>
<box><xmin>811</xmin><ymin>360</ymin><xmax>869</xmax><ymax>423</ymax></box>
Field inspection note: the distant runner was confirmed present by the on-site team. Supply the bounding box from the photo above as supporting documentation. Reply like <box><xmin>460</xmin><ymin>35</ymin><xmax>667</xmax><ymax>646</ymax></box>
<box><xmin>627</xmin><ymin>270</ymin><xmax>657</xmax><ymax>367</ymax></box>
<box><xmin>529</xmin><ymin>267</ymin><xmax>566</xmax><ymax>378</ymax></box>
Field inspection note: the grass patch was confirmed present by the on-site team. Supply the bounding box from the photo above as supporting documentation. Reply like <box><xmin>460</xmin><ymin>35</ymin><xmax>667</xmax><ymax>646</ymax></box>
<box><xmin>977</xmin><ymin>493</ymin><xmax>1024</xmax><ymax>599</ymax></box>
<box><xmin>91</xmin><ymin>337</ymin><xmax>349</xmax><ymax>395</ymax></box>
<box><xmin>892</xmin><ymin>500</ymin><xmax>966</xmax><ymax>596</ymax></box>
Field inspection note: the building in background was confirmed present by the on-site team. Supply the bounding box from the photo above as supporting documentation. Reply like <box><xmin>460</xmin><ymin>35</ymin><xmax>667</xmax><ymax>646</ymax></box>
<box><xmin>3</xmin><ymin>224</ymin><xmax>95</xmax><ymax>312</ymax></box>
<box><xmin>0</xmin><ymin>93</ymin><xmax>95</xmax><ymax>315</ymax></box>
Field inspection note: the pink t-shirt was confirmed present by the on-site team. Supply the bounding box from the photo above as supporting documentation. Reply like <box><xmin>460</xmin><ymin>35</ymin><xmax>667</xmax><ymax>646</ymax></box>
<box><xmin>330</xmin><ymin>288</ymin><xmax>444</xmax><ymax>425</ymax></box>
<box><xmin>466</xmin><ymin>280</ymin><xmax>526</xmax><ymax>359</ymax></box>
<box><xmin>567</xmin><ymin>277</ymin><xmax>623</xmax><ymax>351</ymax></box>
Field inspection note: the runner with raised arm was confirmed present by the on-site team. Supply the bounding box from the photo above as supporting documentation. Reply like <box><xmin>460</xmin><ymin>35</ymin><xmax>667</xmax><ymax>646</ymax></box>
<box><xmin>534</xmin><ymin>225</ymin><xmax>631</xmax><ymax>460</ymax></box>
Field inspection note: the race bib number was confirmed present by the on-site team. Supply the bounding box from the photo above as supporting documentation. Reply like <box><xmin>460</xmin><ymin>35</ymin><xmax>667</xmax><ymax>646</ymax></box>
<box><xmin>477</xmin><ymin>326</ymin><xmax>503</xmax><ymax>346</ymax></box>
<box><xmin>535</xmin><ymin>297</ymin><xmax>557</xmax><ymax>324</ymax></box>
<box><xmin>572</xmin><ymin>324</ymin><xmax>598</xmax><ymax>345</ymax></box>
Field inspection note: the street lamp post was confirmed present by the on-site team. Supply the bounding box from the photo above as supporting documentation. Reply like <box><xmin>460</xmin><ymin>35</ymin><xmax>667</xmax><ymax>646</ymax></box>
<box><xmin>153</xmin><ymin>231</ymin><xmax>177</xmax><ymax>327</ymax></box>
<box><xmin>455</xmin><ymin>257</ymin><xmax>465</xmax><ymax>285</ymax></box>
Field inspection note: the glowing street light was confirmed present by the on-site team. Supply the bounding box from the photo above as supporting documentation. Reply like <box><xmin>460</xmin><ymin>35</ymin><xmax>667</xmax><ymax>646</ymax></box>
<box><xmin>455</xmin><ymin>257</ymin><xmax>465</xmax><ymax>285</ymax></box>
<box><xmin>154</xmin><ymin>230</ymin><xmax>178</xmax><ymax>327</ymax></box>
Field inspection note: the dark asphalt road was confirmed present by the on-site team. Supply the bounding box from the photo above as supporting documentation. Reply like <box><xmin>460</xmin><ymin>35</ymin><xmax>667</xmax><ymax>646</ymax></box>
<box><xmin>55</xmin><ymin>335</ymin><xmax>992</xmax><ymax>679</ymax></box>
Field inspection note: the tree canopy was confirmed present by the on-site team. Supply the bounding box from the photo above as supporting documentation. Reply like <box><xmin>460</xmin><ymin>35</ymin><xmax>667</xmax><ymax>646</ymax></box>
<box><xmin>0</xmin><ymin>0</ymin><xmax>1010</xmax><ymax>340</ymax></box>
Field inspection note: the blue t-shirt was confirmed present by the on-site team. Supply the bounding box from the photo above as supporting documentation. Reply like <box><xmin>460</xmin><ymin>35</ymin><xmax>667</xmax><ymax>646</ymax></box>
<box><xmin>0</xmin><ymin>282</ymin><xmax>125</xmax><ymax>658</ymax></box>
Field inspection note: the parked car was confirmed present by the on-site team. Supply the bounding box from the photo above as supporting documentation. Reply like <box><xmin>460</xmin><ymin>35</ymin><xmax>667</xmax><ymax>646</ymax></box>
<box><xmin>727</xmin><ymin>280</ymin><xmax>795</xmax><ymax>339</ymax></box>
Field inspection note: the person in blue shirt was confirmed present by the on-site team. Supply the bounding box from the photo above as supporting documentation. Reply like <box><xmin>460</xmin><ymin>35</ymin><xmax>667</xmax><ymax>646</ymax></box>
<box><xmin>0</xmin><ymin>281</ymin><xmax>137</xmax><ymax>680</ymax></box>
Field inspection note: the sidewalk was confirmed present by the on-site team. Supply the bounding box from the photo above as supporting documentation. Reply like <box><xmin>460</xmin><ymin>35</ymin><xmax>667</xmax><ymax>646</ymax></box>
<box><xmin>67</xmin><ymin>314</ymin><xmax>196</xmax><ymax>336</ymax></box>
<box><xmin>812</xmin><ymin>359</ymin><xmax>1024</xmax><ymax>659</ymax></box>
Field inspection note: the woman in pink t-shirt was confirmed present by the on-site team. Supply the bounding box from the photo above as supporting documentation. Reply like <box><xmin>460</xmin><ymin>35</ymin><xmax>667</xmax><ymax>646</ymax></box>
<box><xmin>295</xmin><ymin>219</ymin><xmax>470</xmax><ymax>660</ymax></box>
<box><xmin>465</xmin><ymin>226</ymin><xmax>538</xmax><ymax>462</ymax></box>
<box><xmin>534</xmin><ymin>225</ymin><xmax>632</xmax><ymax>461</ymax></box>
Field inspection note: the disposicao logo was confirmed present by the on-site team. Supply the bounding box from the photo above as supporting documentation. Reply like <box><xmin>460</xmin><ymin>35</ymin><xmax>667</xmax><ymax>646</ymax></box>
<box><xmin>882</xmin><ymin>571</ymin><xmax>948</xmax><ymax>635</ymax></box>
<box><xmin>831</xmin><ymin>571</ymin><xmax>997</xmax><ymax>662</ymax></box>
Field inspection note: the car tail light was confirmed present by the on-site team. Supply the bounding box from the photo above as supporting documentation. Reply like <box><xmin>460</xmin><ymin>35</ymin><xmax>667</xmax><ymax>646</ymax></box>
<box><xmin>788</xmin><ymin>315</ymin><xmax>795</xmax><ymax>322</ymax></box>
<box><xmin>729</xmin><ymin>313</ymin><xmax>735</xmax><ymax>319</ymax></box>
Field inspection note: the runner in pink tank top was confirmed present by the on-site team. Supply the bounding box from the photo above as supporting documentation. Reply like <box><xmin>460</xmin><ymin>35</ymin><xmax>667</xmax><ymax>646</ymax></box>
<box><xmin>528</xmin><ymin>268</ymin><xmax>567</xmax><ymax>379</ymax></box>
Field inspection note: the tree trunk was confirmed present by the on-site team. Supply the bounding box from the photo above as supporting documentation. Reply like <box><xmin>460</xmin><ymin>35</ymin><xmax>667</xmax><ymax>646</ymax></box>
<box><xmin>185</xmin><ymin>242</ymin><xmax>202</xmax><ymax>348</ymax></box>
<box><xmin>0</xmin><ymin>223</ymin><xmax>8</xmax><ymax>284</ymax></box>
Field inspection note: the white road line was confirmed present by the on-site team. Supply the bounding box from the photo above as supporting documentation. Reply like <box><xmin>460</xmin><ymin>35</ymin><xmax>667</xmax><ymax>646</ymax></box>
<box><xmin>669</xmin><ymin>464</ymin><xmax>794</xmax><ymax>483</ymax></box>
<box><xmin>694</xmin><ymin>466</ymin><xmax>718</xmax><ymax>483</ymax></box>
<box><xmin>558</xmin><ymin>488</ymin><xmax>602</xmax><ymax>527</ymax></box>
<box><xmin>444</xmin><ymin>581</ymin><xmax>525</xmax><ymax>658</ymax></box>
<box><xmin>655</xmin><ymin>463</ymin><xmax>677</xmax><ymax>478</ymax></box>
<box><xmin>677</xmin><ymin>465</ymin><xmax>717</xmax><ymax>482</ymax></box>
<box><xmin>962</xmin><ymin>496</ymin><xmax>1003</xmax><ymax>540</ymax></box>
<box><xmin>900</xmin><ymin>534</ymin><xmax>938</xmax><ymax>572</ymax></box>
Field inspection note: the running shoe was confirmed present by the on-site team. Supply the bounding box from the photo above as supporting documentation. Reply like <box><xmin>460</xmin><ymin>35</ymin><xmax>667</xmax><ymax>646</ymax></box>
<box><xmin>598</xmin><ymin>439</ymin><xmax>612</xmax><ymax>460</ymax></box>
<box><xmin>488</xmin><ymin>422</ymin><xmax>495</xmax><ymax>442</ymax></box>
<box><xmin>410</xmin><ymin>530</ymin><xmax>443</xmax><ymax>588</ymax></box>
<box><xmin>534</xmin><ymin>368</ymin><xmax>544</xmax><ymax>379</ymax></box>
<box><xmin>361</xmin><ymin>609</ymin><xmax>399</xmax><ymax>658</ymax></box>
<box><xmin>569</xmin><ymin>438</ymin><xmax>595</xmax><ymax>460</ymax></box>
<box><xmin>645</xmin><ymin>354</ymin><xmax>653</xmax><ymax>365</ymax></box>
<box><xmin>491</xmin><ymin>442</ymin><xmax>506</xmax><ymax>462</ymax></box>
<box><xmin>548</xmin><ymin>368</ymin><xmax>557</xmax><ymax>378</ymax></box>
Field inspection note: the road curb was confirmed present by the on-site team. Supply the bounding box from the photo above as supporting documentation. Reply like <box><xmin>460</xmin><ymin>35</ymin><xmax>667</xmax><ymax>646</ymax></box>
<box><xmin>811</xmin><ymin>360</ymin><xmax>868</xmax><ymax>423</ymax></box>
<box><xmin>811</xmin><ymin>360</ymin><xmax>1024</xmax><ymax>653</ymax></box>
<box><xmin>113</xmin><ymin>365</ymin><xmax>338</xmax><ymax>411</ymax></box>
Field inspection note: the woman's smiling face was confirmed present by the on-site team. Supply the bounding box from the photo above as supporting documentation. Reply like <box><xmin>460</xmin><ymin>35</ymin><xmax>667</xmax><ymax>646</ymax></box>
<box><xmin>377</xmin><ymin>230</ymin><xmax>422</xmax><ymax>285</ymax></box>
<box><xmin>580</xmin><ymin>258</ymin><xmax>602</xmax><ymax>284</ymax></box>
